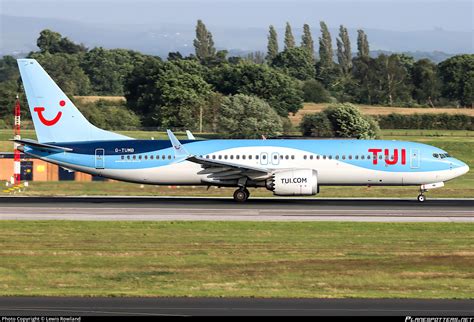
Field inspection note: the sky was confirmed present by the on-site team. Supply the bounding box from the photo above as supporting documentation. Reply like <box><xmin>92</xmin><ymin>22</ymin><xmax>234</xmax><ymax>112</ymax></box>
<box><xmin>2</xmin><ymin>0</ymin><xmax>473</xmax><ymax>32</ymax></box>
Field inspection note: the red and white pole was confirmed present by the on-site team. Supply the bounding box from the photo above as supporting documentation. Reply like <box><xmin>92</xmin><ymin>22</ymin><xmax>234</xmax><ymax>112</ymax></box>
<box><xmin>13</xmin><ymin>95</ymin><xmax>21</xmax><ymax>185</ymax></box>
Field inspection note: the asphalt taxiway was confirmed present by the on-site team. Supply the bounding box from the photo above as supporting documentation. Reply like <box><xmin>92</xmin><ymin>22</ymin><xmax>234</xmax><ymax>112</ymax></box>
<box><xmin>1</xmin><ymin>297</ymin><xmax>473</xmax><ymax>316</ymax></box>
<box><xmin>0</xmin><ymin>196</ymin><xmax>473</xmax><ymax>222</ymax></box>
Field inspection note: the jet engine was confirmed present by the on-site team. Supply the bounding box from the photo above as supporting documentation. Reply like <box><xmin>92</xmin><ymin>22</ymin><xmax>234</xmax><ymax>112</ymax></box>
<box><xmin>266</xmin><ymin>169</ymin><xmax>318</xmax><ymax>196</ymax></box>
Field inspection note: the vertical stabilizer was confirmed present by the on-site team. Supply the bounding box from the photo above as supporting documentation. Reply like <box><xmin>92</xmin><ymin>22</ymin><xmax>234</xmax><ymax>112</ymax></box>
<box><xmin>17</xmin><ymin>59</ymin><xmax>131</xmax><ymax>143</ymax></box>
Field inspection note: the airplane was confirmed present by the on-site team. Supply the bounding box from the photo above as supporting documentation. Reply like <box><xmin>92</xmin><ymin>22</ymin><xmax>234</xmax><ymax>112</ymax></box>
<box><xmin>14</xmin><ymin>59</ymin><xmax>469</xmax><ymax>202</ymax></box>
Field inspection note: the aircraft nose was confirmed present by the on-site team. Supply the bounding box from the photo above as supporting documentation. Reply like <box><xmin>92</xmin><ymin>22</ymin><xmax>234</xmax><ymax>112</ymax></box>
<box><xmin>452</xmin><ymin>159</ymin><xmax>469</xmax><ymax>176</ymax></box>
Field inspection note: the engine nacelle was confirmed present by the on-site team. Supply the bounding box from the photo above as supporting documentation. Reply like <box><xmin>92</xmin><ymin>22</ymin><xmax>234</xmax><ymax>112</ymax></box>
<box><xmin>267</xmin><ymin>169</ymin><xmax>318</xmax><ymax>196</ymax></box>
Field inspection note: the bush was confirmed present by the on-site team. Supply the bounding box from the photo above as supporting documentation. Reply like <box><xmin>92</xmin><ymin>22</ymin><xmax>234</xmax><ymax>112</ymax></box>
<box><xmin>300</xmin><ymin>103</ymin><xmax>380</xmax><ymax>139</ymax></box>
<box><xmin>376</xmin><ymin>113</ymin><xmax>473</xmax><ymax>130</ymax></box>
<box><xmin>300</xmin><ymin>113</ymin><xmax>334</xmax><ymax>137</ymax></box>
<box><xmin>302</xmin><ymin>79</ymin><xmax>331</xmax><ymax>103</ymax></box>
<box><xmin>78</xmin><ymin>99</ymin><xmax>141</xmax><ymax>130</ymax></box>
<box><xmin>217</xmin><ymin>94</ymin><xmax>283</xmax><ymax>138</ymax></box>
<box><xmin>323</xmin><ymin>103</ymin><xmax>380</xmax><ymax>139</ymax></box>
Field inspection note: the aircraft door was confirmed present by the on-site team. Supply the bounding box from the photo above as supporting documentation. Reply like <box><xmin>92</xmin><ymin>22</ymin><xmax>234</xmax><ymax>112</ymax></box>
<box><xmin>95</xmin><ymin>148</ymin><xmax>105</xmax><ymax>169</ymax></box>
<box><xmin>410</xmin><ymin>148</ymin><xmax>420</xmax><ymax>169</ymax></box>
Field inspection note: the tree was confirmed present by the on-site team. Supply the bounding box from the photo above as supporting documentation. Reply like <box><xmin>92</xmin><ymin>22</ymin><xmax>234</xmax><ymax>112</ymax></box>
<box><xmin>36</xmin><ymin>29</ymin><xmax>86</xmax><ymax>54</ymax></box>
<box><xmin>0</xmin><ymin>56</ymin><xmax>19</xmax><ymax>82</ymax></box>
<box><xmin>438</xmin><ymin>54</ymin><xmax>474</xmax><ymax>107</ymax></box>
<box><xmin>193</xmin><ymin>20</ymin><xmax>216</xmax><ymax>61</ymax></box>
<box><xmin>351</xmin><ymin>56</ymin><xmax>376</xmax><ymax>104</ymax></box>
<box><xmin>318</xmin><ymin>21</ymin><xmax>333</xmax><ymax>68</ymax></box>
<box><xmin>284</xmin><ymin>22</ymin><xmax>296</xmax><ymax>50</ymax></box>
<box><xmin>317</xmin><ymin>21</ymin><xmax>336</xmax><ymax>87</ymax></box>
<box><xmin>271</xmin><ymin>47</ymin><xmax>316</xmax><ymax>80</ymax></box>
<box><xmin>266</xmin><ymin>25</ymin><xmax>279</xmax><ymax>63</ymax></box>
<box><xmin>336</xmin><ymin>25</ymin><xmax>352</xmax><ymax>75</ymax></box>
<box><xmin>302</xmin><ymin>79</ymin><xmax>331</xmax><ymax>103</ymax></box>
<box><xmin>411</xmin><ymin>59</ymin><xmax>441</xmax><ymax>106</ymax></box>
<box><xmin>377</xmin><ymin>54</ymin><xmax>413</xmax><ymax>106</ymax></box>
<box><xmin>301</xmin><ymin>24</ymin><xmax>315</xmax><ymax>59</ymax></box>
<box><xmin>323</xmin><ymin>103</ymin><xmax>379</xmax><ymax>139</ymax></box>
<box><xmin>218</xmin><ymin>94</ymin><xmax>283</xmax><ymax>138</ymax></box>
<box><xmin>300</xmin><ymin>113</ymin><xmax>334</xmax><ymax>137</ymax></box>
<box><xmin>357</xmin><ymin>29</ymin><xmax>370</xmax><ymax>58</ymax></box>
<box><xmin>208</xmin><ymin>62</ymin><xmax>304</xmax><ymax>116</ymax></box>
<box><xmin>125</xmin><ymin>58</ymin><xmax>212</xmax><ymax>128</ymax></box>
<box><xmin>81</xmin><ymin>47</ymin><xmax>147</xmax><ymax>95</ymax></box>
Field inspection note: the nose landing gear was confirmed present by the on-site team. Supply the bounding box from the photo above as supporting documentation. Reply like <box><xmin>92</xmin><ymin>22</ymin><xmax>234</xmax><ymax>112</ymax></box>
<box><xmin>233</xmin><ymin>188</ymin><xmax>250</xmax><ymax>202</ymax></box>
<box><xmin>417</xmin><ymin>193</ymin><xmax>426</xmax><ymax>202</ymax></box>
<box><xmin>417</xmin><ymin>182</ymin><xmax>445</xmax><ymax>202</ymax></box>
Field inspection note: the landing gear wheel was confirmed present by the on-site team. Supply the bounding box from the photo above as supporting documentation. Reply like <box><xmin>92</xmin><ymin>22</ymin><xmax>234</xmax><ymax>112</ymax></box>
<box><xmin>417</xmin><ymin>194</ymin><xmax>426</xmax><ymax>202</ymax></box>
<box><xmin>233</xmin><ymin>188</ymin><xmax>249</xmax><ymax>202</ymax></box>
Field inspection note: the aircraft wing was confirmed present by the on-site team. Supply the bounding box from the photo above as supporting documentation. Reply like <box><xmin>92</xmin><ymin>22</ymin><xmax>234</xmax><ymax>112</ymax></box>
<box><xmin>167</xmin><ymin>129</ymin><xmax>270</xmax><ymax>183</ymax></box>
<box><xmin>187</xmin><ymin>155</ymin><xmax>271</xmax><ymax>182</ymax></box>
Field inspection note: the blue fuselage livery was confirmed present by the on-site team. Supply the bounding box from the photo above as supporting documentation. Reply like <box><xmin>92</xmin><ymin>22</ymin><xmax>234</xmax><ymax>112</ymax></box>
<box><xmin>16</xmin><ymin>59</ymin><xmax>469</xmax><ymax>202</ymax></box>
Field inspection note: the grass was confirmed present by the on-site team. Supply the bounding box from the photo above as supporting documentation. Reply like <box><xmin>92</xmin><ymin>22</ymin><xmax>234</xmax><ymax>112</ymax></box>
<box><xmin>0</xmin><ymin>221</ymin><xmax>472</xmax><ymax>298</ymax></box>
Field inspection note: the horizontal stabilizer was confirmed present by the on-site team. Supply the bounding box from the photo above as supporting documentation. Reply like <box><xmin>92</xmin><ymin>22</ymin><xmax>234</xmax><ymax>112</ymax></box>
<box><xmin>11</xmin><ymin>138</ymin><xmax>73</xmax><ymax>152</ymax></box>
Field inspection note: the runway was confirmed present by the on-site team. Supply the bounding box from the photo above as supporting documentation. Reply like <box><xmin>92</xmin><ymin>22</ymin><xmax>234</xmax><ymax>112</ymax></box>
<box><xmin>1</xmin><ymin>297</ymin><xmax>473</xmax><ymax>316</ymax></box>
<box><xmin>0</xmin><ymin>196</ymin><xmax>473</xmax><ymax>222</ymax></box>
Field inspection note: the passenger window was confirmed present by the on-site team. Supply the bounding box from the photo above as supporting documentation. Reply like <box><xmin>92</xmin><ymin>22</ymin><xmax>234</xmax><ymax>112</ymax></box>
<box><xmin>329</xmin><ymin>155</ymin><xmax>332</xmax><ymax>160</ymax></box>
<box><xmin>291</xmin><ymin>155</ymin><xmax>295</xmax><ymax>160</ymax></box>
<box><xmin>249</xmin><ymin>155</ymin><xmax>252</xmax><ymax>160</ymax></box>
<box><xmin>256</xmin><ymin>155</ymin><xmax>259</xmax><ymax>160</ymax></box>
<box><xmin>224</xmin><ymin>155</ymin><xmax>228</xmax><ymax>160</ymax></box>
<box><xmin>127</xmin><ymin>155</ymin><xmax>130</xmax><ymax>160</ymax></box>
<box><xmin>304</xmin><ymin>155</ymin><xmax>307</xmax><ymax>160</ymax></box>
<box><xmin>150</xmin><ymin>155</ymin><xmax>154</xmax><ymax>160</ymax></box>
<box><xmin>218</xmin><ymin>155</ymin><xmax>222</xmax><ymax>160</ymax></box>
<box><xmin>335</xmin><ymin>155</ymin><xmax>339</xmax><ymax>160</ymax></box>
<box><xmin>236</xmin><ymin>155</ymin><xmax>240</xmax><ymax>160</ymax></box>
<box><xmin>162</xmin><ymin>155</ymin><xmax>166</xmax><ymax>160</ymax></box>
<box><xmin>121</xmin><ymin>156</ymin><xmax>124</xmax><ymax>160</ymax></box>
<box><xmin>133</xmin><ymin>155</ymin><xmax>136</xmax><ymax>160</ymax></box>
<box><xmin>242</xmin><ymin>155</ymin><xmax>246</xmax><ymax>160</ymax></box>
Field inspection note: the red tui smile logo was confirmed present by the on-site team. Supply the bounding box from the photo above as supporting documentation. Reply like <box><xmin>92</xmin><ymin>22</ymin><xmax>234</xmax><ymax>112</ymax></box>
<box><xmin>34</xmin><ymin>100</ymin><xmax>65</xmax><ymax>126</ymax></box>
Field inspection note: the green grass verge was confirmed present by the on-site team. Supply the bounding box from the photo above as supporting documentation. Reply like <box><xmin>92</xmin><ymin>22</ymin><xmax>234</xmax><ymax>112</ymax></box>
<box><xmin>0</xmin><ymin>221</ymin><xmax>472</xmax><ymax>298</ymax></box>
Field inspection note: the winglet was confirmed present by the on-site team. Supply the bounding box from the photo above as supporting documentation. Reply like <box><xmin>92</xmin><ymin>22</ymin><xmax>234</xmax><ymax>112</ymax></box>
<box><xmin>186</xmin><ymin>130</ymin><xmax>196</xmax><ymax>140</ymax></box>
<box><xmin>166</xmin><ymin>129</ymin><xmax>190</xmax><ymax>158</ymax></box>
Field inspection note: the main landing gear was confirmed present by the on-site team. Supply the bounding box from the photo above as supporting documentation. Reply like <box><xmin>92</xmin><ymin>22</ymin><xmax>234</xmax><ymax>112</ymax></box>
<box><xmin>233</xmin><ymin>187</ymin><xmax>250</xmax><ymax>202</ymax></box>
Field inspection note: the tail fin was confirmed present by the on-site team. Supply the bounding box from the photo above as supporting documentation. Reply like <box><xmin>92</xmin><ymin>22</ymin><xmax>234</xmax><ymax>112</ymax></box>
<box><xmin>17</xmin><ymin>59</ymin><xmax>131</xmax><ymax>143</ymax></box>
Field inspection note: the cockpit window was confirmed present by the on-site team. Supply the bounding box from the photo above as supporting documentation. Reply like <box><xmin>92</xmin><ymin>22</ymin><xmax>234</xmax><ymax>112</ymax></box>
<box><xmin>433</xmin><ymin>153</ymin><xmax>451</xmax><ymax>159</ymax></box>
